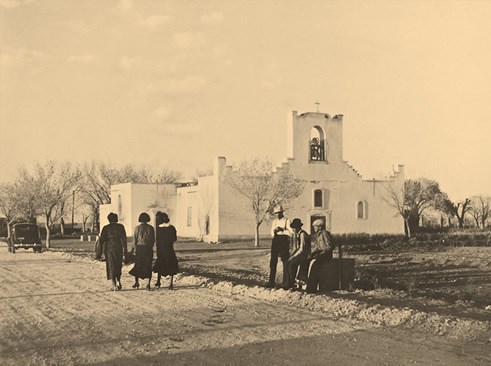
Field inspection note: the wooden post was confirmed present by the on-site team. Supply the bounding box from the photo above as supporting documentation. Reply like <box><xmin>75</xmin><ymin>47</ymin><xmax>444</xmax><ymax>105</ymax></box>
<box><xmin>338</xmin><ymin>242</ymin><xmax>343</xmax><ymax>290</ymax></box>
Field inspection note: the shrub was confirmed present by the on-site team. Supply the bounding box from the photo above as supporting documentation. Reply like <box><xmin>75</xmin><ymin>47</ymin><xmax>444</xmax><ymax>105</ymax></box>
<box><xmin>334</xmin><ymin>230</ymin><xmax>491</xmax><ymax>253</ymax></box>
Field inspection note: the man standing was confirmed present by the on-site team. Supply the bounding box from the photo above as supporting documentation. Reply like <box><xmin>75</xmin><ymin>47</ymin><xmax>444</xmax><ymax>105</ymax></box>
<box><xmin>306</xmin><ymin>219</ymin><xmax>335</xmax><ymax>294</ymax></box>
<box><xmin>267</xmin><ymin>205</ymin><xmax>292</xmax><ymax>288</ymax></box>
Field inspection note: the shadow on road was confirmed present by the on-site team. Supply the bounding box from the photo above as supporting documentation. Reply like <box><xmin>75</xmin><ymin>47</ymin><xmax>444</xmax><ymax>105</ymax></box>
<box><xmin>83</xmin><ymin>327</ymin><xmax>490</xmax><ymax>366</ymax></box>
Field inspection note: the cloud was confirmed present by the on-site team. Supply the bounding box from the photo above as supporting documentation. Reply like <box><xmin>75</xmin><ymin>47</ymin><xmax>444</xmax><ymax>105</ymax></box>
<box><xmin>113</xmin><ymin>0</ymin><xmax>133</xmax><ymax>15</ymax></box>
<box><xmin>0</xmin><ymin>0</ymin><xmax>35</xmax><ymax>9</ymax></box>
<box><xmin>172</xmin><ymin>32</ymin><xmax>206</xmax><ymax>50</ymax></box>
<box><xmin>67</xmin><ymin>54</ymin><xmax>96</xmax><ymax>64</ymax></box>
<box><xmin>135</xmin><ymin>14</ymin><xmax>170</xmax><ymax>30</ymax></box>
<box><xmin>139</xmin><ymin>75</ymin><xmax>207</xmax><ymax>97</ymax></box>
<box><xmin>200</xmin><ymin>11</ymin><xmax>224</xmax><ymax>25</ymax></box>
<box><xmin>0</xmin><ymin>47</ymin><xmax>48</xmax><ymax>67</ymax></box>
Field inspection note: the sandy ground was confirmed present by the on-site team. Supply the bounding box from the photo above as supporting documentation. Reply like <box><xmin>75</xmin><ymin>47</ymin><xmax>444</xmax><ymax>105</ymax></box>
<box><xmin>0</xmin><ymin>247</ymin><xmax>490</xmax><ymax>365</ymax></box>
<box><xmin>178</xmin><ymin>246</ymin><xmax>491</xmax><ymax>322</ymax></box>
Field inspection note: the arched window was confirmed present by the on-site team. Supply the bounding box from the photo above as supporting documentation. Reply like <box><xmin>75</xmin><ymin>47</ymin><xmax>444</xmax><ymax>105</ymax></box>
<box><xmin>309</xmin><ymin>126</ymin><xmax>326</xmax><ymax>161</ymax></box>
<box><xmin>357</xmin><ymin>201</ymin><xmax>367</xmax><ymax>219</ymax></box>
<box><xmin>314</xmin><ymin>189</ymin><xmax>323</xmax><ymax>208</ymax></box>
<box><xmin>117</xmin><ymin>194</ymin><xmax>123</xmax><ymax>218</ymax></box>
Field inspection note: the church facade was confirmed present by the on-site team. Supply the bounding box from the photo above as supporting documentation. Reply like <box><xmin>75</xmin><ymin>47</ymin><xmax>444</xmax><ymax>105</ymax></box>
<box><xmin>100</xmin><ymin>110</ymin><xmax>405</xmax><ymax>241</ymax></box>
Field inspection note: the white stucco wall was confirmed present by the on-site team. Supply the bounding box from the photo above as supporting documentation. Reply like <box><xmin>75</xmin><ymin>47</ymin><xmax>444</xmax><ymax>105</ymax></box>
<box><xmin>176</xmin><ymin>186</ymin><xmax>199</xmax><ymax>238</ymax></box>
<box><xmin>196</xmin><ymin>175</ymin><xmax>219</xmax><ymax>243</ymax></box>
<box><xmin>105</xmin><ymin>182</ymin><xmax>177</xmax><ymax>238</ymax></box>
<box><xmin>175</xmin><ymin>157</ymin><xmax>271</xmax><ymax>243</ymax></box>
<box><xmin>98</xmin><ymin>204</ymin><xmax>112</xmax><ymax>230</ymax></box>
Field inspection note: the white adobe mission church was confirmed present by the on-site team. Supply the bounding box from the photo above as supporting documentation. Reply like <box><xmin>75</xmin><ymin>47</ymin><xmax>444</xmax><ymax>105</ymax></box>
<box><xmin>100</xmin><ymin>110</ymin><xmax>405</xmax><ymax>242</ymax></box>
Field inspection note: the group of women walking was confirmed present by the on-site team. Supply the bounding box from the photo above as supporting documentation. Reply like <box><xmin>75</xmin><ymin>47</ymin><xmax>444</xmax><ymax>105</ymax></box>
<box><xmin>98</xmin><ymin>211</ymin><xmax>179</xmax><ymax>291</ymax></box>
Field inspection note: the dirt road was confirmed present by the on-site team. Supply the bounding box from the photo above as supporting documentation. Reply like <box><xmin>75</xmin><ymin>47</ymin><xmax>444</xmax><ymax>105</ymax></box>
<box><xmin>0</xmin><ymin>249</ymin><xmax>489</xmax><ymax>365</ymax></box>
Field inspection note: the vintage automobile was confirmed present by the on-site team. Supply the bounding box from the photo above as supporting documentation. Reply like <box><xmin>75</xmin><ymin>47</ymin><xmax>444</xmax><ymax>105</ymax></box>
<box><xmin>8</xmin><ymin>223</ymin><xmax>43</xmax><ymax>253</ymax></box>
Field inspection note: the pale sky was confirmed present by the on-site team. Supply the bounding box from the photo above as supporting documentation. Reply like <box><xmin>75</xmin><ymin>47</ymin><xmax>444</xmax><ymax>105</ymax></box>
<box><xmin>1</xmin><ymin>0</ymin><xmax>490</xmax><ymax>201</ymax></box>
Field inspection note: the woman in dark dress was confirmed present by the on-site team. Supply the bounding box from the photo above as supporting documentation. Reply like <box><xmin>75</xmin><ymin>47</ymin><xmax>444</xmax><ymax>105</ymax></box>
<box><xmin>129</xmin><ymin>212</ymin><xmax>155</xmax><ymax>290</ymax></box>
<box><xmin>99</xmin><ymin>213</ymin><xmax>128</xmax><ymax>291</ymax></box>
<box><xmin>153</xmin><ymin>211</ymin><xmax>178</xmax><ymax>290</ymax></box>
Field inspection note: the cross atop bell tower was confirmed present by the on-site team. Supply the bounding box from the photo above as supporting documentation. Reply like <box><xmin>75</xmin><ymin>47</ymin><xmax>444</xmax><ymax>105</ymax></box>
<box><xmin>315</xmin><ymin>100</ymin><xmax>320</xmax><ymax>112</ymax></box>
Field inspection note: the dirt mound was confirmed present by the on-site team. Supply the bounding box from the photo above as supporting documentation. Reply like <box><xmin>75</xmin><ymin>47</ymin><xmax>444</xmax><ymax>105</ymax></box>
<box><xmin>209</xmin><ymin>281</ymin><xmax>490</xmax><ymax>342</ymax></box>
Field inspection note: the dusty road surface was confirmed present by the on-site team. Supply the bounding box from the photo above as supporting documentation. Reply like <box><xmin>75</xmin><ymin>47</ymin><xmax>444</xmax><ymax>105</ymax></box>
<box><xmin>0</xmin><ymin>249</ymin><xmax>490</xmax><ymax>365</ymax></box>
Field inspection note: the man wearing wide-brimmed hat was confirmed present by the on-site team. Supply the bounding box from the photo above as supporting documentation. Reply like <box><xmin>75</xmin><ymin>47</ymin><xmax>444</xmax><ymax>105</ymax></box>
<box><xmin>267</xmin><ymin>204</ymin><xmax>292</xmax><ymax>288</ymax></box>
<box><xmin>284</xmin><ymin>218</ymin><xmax>311</xmax><ymax>290</ymax></box>
<box><xmin>305</xmin><ymin>219</ymin><xmax>335</xmax><ymax>293</ymax></box>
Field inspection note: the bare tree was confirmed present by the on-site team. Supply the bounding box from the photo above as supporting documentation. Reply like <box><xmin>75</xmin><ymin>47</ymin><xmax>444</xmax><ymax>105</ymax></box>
<box><xmin>25</xmin><ymin>161</ymin><xmax>81</xmax><ymax>247</ymax></box>
<box><xmin>0</xmin><ymin>183</ymin><xmax>21</xmax><ymax>239</ymax></box>
<box><xmin>79</xmin><ymin>161</ymin><xmax>183</xmax><ymax>231</ymax></box>
<box><xmin>227</xmin><ymin>158</ymin><xmax>304</xmax><ymax>247</ymax></box>
<box><xmin>10</xmin><ymin>170</ymin><xmax>39</xmax><ymax>224</ymax></box>
<box><xmin>123</xmin><ymin>165</ymin><xmax>155</xmax><ymax>183</ymax></box>
<box><xmin>154</xmin><ymin>168</ymin><xmax>182</xmax><ymax>184</ymax></box>
<box><xmin>441</xmin><ymin>198</ymin><xmax>472</xmax><ymax>229</ymax></box>
<box><xmin>469</xmin><ymin>196</ymin><xmax>490</xmax><ymax>228</ymax></box>
<box><xmin>385</xmin><ymin>178</ymin><xmax>443</xmax><ymax>237</ymax></box>
<box><xmin>405</xmin><ymin>179</ymin><xmax>443</xmax><ymax>232</ymax></box>
<box><xmin>195</xmin><ymin>168</ymin><xmax>213</xmax><ymax>178</ymax></box>
<box><xmin>80</xmin><ymin>205</ymin><xmax>93</xmax><ymax>232</ymax></box>
<box><xmin>192</xmin><ymin>168</ymin><xmax>213</xmax><ymax>184</ymax></box>
<box><xmin>79</xmin><ymin>162</ymin><xmax>143</xmax><ymax>231</ymax></box>
<box><xmin>385</xmin><ymin>183</ymin><xmax>412</xmax><ymax>237</ymax></box>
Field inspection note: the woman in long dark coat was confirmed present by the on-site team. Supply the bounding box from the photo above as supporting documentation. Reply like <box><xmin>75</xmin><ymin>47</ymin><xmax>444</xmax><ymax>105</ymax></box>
<box><xmin>99</xmin><ymin>212</ymin><xmax>128</xmax><ymax>291</ymax></box>
<box><xmin>153</xmin><ymin>211</ymin><xmax>178</xmax><ymax>290</ymax></box>
<box><xmin>129</xmin><ymin>212</ymin><xmax>155</xmax><ymax>290</ymax></box>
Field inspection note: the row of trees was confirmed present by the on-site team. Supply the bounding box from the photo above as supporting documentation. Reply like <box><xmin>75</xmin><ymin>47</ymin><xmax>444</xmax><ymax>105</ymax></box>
<box><xmin>386</xmin><ymin>178</ymin><xmax>490</xmax><ymax>237</ymax></box>
<box><xmin>1</xmin><ymin>158</ymin><xmax>488</xmax><ymax>246</ymax></box>
<box><xmin>0</xmin><ymin>157</ymin><xmax>301</xmax><ymax>249</ymax></box>
<box><xmin>0</xmin><ymin>160</ymin><xmax>183</xmax><ymax>247</ymax></box>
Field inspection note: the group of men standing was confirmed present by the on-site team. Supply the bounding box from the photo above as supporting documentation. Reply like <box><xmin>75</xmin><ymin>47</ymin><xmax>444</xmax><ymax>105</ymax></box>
<box><xmin>268</xmin><ymin>205</ymin><xmax>335</xmax><ymax>294</ymax></box>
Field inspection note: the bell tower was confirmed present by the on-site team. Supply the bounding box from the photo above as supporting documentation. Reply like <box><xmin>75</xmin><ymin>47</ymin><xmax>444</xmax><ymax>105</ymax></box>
<box><xmin>287</xmin><ymin>110</ymin><xmax>344</xmax><ymax>165</ymax></box>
